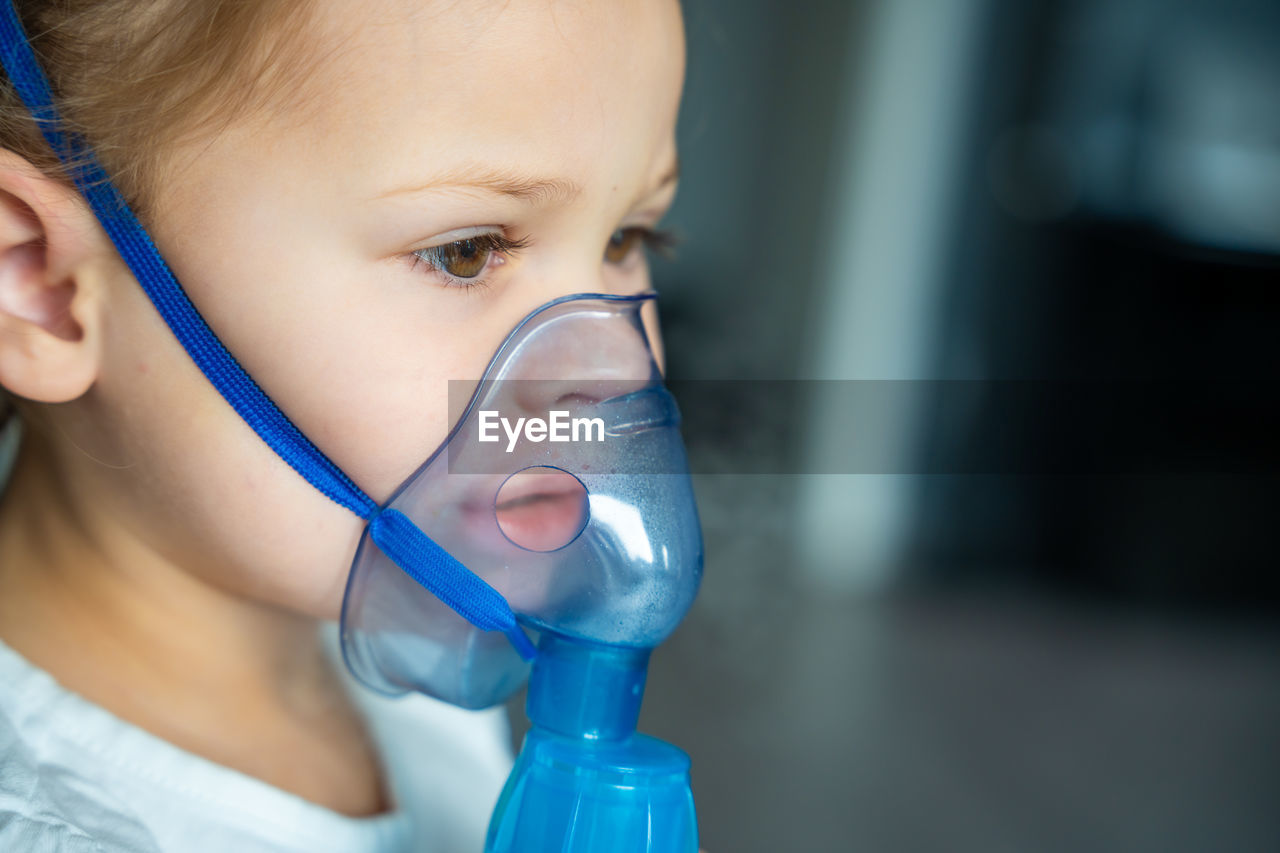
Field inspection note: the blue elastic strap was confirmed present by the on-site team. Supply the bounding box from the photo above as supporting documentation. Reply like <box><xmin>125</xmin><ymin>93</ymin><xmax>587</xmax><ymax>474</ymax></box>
<box><xmin>369</xmin><ymin>511</ymin><xmax>538</xmax><ymax>660</ymax></box>
<box><xmin>0</xmin><ymin>2</ymin><xmax>534</xmax><ymax>661</ymax></box>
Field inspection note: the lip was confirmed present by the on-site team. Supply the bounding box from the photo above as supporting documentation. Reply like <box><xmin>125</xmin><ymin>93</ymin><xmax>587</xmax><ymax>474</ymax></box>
<box><xmin>494</xmin><ymin>488</ymin><xmax>588</xmax><ymax>552</ymax></box>
<box><xmin>494</xmin><ymin>468</ymin><xmax>583</xmax><ymax>504</ymax></box>
<box><xmin>492</xmin><ymin>469</ymin><xmax>589</xmax><ymax>553</ymax></box>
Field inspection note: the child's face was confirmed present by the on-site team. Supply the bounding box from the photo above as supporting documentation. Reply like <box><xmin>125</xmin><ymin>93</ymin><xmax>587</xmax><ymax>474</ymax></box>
<box><xmin>76</xmin><ymin>0</ymin><xmax>684</xmax><ymax>617</ymax></box>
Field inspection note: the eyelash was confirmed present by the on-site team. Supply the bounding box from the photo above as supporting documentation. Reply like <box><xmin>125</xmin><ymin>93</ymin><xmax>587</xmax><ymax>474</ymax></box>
<box><xmin>407</xmin><ymin>226</ymin><xmax>679</xmax><ymax>289</ymax></box>
<box><xmin>408</xmin><ymin>233</ymin><xmax>531</xmax><ymax>290</ymax></box>
<box><xmin>616</xmin><ymin>226</ymin><xmax>680</xmax><ymax>262</ymax></box>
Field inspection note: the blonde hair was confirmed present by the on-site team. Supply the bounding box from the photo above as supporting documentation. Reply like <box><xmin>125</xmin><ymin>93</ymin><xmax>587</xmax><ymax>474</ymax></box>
<box><xmin>0</xmin><ymin>0</ymin><xmax>318</xmax><ymax>427</ymax></box>
<box><xmin>0</xmin><ymin>0</ymin><xmax>315</xmax><ymax>217</ymax></box>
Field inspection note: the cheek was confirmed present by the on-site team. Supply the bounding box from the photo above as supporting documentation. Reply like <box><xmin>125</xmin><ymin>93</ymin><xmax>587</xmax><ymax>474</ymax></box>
<box><xmin>155</xmin><ymin>228</ymin><xmax>467</xmax><ymax>502</ymax></box>
<box><xmin>86</xmin><ymin>284</ymin><xmax>370</xmax><ymax>619</ymax></box>
<box><xmin>86</xmin><ymin>240</ymin><xmax>489</xmax><ymax>619</ymax></box>
<box><xmin>202</xmin><ymin>287</ymin><xmax>467</xmax><ymax>503</ymax></box>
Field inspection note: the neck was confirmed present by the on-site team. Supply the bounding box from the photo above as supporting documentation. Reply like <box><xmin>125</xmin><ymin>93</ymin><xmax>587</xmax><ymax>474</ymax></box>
<box><xmin>0</xmin><ymin>424</ymin><xmax>388</xmax><ymax>816</ymax></box>
<box><xmin>0</xmin><ymin>428</ymin><xmax>328</xmax><ymax>706</ymax></box>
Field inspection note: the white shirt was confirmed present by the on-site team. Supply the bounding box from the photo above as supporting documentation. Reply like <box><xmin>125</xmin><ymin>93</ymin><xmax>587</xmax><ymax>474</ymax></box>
<box><xmin>0</xmin><ymin>628</ymin><xmax>514</xmax><ymax>853</ymax></box>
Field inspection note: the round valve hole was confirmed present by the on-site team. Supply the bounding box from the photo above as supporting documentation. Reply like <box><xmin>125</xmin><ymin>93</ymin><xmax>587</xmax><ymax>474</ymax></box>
<box><xmin>495</xmin><ymin>466</ymin><xmax>589</xmax><ymax>552</ymax></box>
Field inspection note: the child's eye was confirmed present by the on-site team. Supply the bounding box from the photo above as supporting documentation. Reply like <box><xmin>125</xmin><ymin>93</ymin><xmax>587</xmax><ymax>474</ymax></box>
<box><xmin>605</xmin><ymin>226</ymin><xmax>678</xmax><ymax>265</ymax></box>
<box><xmin>410</xmin><ymin>232</ymin><xmax>530</xmax><ymax>283</ymax></box>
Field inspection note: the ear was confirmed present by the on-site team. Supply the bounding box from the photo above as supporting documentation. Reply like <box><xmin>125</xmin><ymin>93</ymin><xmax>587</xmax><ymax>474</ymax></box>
<box><xmin>0</xmin><ymin>149</ymin><xmax>107</xmax><ymax>403</ymax></box>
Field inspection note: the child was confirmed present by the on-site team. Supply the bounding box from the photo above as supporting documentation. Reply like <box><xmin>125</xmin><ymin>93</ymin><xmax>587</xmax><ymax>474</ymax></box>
<box><xmin>0</xmin><ymin>0</ymin><xmax>685</xmax><ymax>850</ymax></box>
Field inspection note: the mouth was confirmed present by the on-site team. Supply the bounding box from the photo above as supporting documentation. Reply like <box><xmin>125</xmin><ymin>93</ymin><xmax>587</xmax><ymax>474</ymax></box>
<box><xmin>492</xmin><ymin>469</ymin><xmax>589</xmax><ymax>552</ymax></box>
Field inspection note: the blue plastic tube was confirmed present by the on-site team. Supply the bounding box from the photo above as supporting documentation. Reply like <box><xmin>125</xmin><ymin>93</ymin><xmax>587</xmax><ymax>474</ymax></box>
<box><xmin>485</xmin><ymin>631</ymin><xmax>698</xmax><ymax>852</ymax></box>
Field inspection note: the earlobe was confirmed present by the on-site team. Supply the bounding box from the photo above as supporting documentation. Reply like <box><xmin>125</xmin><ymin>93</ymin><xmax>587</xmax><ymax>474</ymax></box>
<box><xmin>0</xmin><ymin>149</ymin><xmax>105</xmax><ymax>403</ymax></box>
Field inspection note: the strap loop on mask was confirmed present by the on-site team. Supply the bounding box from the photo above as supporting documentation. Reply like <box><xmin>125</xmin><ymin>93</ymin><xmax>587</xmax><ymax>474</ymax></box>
<box><xmin>369</xmin><ymin>510</ymin><xmax>537</xmax><ymax>660</ymax></box>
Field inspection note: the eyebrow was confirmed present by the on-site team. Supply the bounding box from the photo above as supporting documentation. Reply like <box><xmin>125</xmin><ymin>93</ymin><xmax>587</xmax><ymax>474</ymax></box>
<box><xmin>378</xmin><ymin>157</ymin><xmax>679</xmax><ymax>206</ymax></box>
<box><xmin>377</xmin><ymin>166</ymin><xmax>582</xmax><ymax>204</ymax></box>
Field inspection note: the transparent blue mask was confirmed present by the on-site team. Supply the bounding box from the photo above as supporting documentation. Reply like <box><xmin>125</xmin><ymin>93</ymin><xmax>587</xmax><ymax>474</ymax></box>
<box><xmin>342</xmin><ymin>292</ymin><xmax>703</xmax><ymax>709</ymax></box>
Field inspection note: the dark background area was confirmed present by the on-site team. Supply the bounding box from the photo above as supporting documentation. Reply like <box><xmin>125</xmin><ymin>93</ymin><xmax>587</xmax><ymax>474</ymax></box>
<box><xmin>510</xmin><ymin>0</ymin><xmax>1277</xmax><ymax>850</ymax></box>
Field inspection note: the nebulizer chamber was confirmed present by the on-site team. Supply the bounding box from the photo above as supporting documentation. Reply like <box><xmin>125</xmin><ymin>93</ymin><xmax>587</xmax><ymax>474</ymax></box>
<box><xmin>340</xmin><ymin>293</ymin><xmax>703</xmax><ymax>851</ymax></box>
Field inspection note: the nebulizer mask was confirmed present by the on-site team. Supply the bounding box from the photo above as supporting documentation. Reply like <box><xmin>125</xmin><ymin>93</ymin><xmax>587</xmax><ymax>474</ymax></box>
<box><xmin>344</xmin><ymin>294</ymin><xmax>703</xmax><ymax>851</ymax></box>
<box><xmin>0</xmin><ymin>5</ymin><xmax>703</xmax><ymax>851</ymax></box>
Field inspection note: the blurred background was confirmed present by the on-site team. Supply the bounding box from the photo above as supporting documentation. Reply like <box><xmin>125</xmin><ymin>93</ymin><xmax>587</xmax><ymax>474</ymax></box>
<box><xmin>519</xmin><ymin>0</ymin><xmax>1275</xmax><ymax>849</ymax></box>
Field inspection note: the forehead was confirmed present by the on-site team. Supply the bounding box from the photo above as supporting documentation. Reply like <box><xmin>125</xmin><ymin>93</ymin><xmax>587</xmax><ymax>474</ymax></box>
<box><xmin>266</xmin><ymin>0</ymin><xmax>685</xmax><ymax>200</ymax></box>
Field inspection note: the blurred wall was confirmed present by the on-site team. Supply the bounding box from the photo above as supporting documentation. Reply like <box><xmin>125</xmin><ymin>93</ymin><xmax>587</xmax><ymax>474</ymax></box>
<box><xmin>623</xmin><ymin>1</ymin><xmax>1280</xmax><ymax>851</ymax></box>
<box><xmin>658</xmin><ymin>0</ymin><xmax>866</xmax><ymax>380</ymax></box>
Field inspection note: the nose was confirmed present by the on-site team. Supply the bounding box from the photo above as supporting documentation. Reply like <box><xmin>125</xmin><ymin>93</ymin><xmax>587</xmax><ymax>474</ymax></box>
<box><xmin>504</xmin><ymin>296</ymin><xmax>658</xmax><ymax>417</ymax></box>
